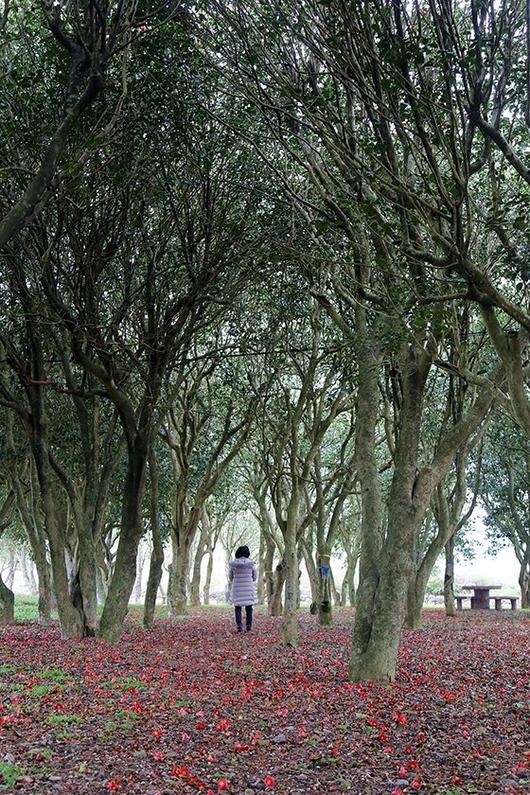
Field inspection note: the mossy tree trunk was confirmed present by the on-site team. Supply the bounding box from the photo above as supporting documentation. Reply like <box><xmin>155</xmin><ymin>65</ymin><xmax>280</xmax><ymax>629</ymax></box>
<box><xmin>279</xmin><ymin>511</ymin><xmax>299</xmax><ymax>645</ymax></box>
<box><xmin>99</xmin><ymin>439</ymin><xmax>150</xmax><ymax>641</ymax></box>
<box><xmin>351</xmin><ymin>338</ymin><xmax>498</xmax><ymax>680</ymax></box>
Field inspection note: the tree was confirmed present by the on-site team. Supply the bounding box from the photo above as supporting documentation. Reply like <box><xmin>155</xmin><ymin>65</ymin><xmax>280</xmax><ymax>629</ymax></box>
<box><xmin>0</xmin><ymin>0</ymin><xmax>147</xmax><ymax>248</ymax></box>
<box><xmin>482</xmin><ymin>415</ymin><xmax>530</xmax><ymax>608</ymax></box>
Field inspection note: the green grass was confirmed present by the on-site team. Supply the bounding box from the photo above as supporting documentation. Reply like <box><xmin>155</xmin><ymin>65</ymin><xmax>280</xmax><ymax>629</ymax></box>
<box><xmin>116</xmin><ymin>676</ymin><xmax>146</xmax><ymax>689</ymax></box>
<box><xmin>40</xmin><ymin>667</ymin><xmax>68</xmax><ymax>682</ymax></box>
<box><xmin>46</xmin><ymin>713</ymin><xmax>81</xmax><ymax>727</ymax></box>
<box><xmin>27</xmin><ymin>683</ymin><xmax>54</xmax><ymax>699</ymax></box>
<box><xmin>104</xmin><ymin>709</ymin><xmax>139</xmax><ymax>732</ymax></box>
<box><xmin>13</xmin><ymin>595</ymin><xmax>57</xmax><ymax>622</ymax></box>
<box><xmin>0</xmin><ymin>761</ymin><xmax>26</xmax><ymax>788</ymax></box>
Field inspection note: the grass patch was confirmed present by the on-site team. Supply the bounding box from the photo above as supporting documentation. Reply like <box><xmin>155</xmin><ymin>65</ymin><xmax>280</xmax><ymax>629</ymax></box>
<box><xmin>0</xmin><ymin>761</ymin><xmax>26</xmax><ymax>788</ymax></box>
<box><xmin>40</xmin><ymin>667</ymin><xmax>68</xmax><ymax>682</ymax></box>
<box><xmin>46</xmin><ymin>713</ymin><xmax>81</xmax><ymax>727</ymax></box>
<box><xmin>114</xmin><ymin>676</ymin><xmax>146</xmax><ymax>689</ymax></box>
<box><xmin>27</xmin><ymin>683</ymin><xmax>54</xmax><ymax>699</ymax></box>
<box><xmin>0</xmin><ymin>663</ymin><xmax>17</xmax><ymax>675</ymax></box>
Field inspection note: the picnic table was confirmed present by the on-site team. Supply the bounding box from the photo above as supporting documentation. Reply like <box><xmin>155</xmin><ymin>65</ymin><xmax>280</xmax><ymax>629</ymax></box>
<box><xmin>461</xmin><ymin>584</ymin><xmax>501</xmax><ymax>610</ymax></box>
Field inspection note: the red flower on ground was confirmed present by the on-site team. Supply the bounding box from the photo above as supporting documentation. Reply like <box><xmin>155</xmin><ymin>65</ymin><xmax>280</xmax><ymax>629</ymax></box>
<box><xmin>263</xmin><ymin>775</ymin><xmax>276</xmax><ymax>788</ymax></box>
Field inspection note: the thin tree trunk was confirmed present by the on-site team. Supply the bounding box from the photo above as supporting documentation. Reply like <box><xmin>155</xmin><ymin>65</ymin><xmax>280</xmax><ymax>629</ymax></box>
<box><xmin>203</xmin><ymin>551</ymin><xmax>214</xmax><ymax>605</ymax></box>
<box><xmin>302</xmin><ymin>542</ymin><xmax>318</xmax><ymax>605</ymax></box>
<box><xmin>330</xmin><ymin>566</ymin><xmax>341</xmax><ymax>606</ymax></box>
<box><xmin>316</xmin><ymin>553</ymin><xmax>333</xmax><ymax>626</ymax></box>
<box><xmin>257</xmin><ymin>531</ymin><xmax>266</xmax><ymax>604</ymax></box>
<box><xmin>444</xmin><ymin>537</ymin><xmax>456</xmax><ymax>616</ymax></box>
<box><xmin>348</xmin><ymin>553</ymin><xmax>358</xmax><ymax>606</ymax></box>
<box><xmin>5</xmin><ymin>549</ymin><xmax>16</xmax><ymax>590</ymax></box>
<box><xmin>280</xmin><ymin>513</ymin><xmax>298</xmax><ymax>644</ymax></box>
<box><xmin>20</xmin><ymin>550</ymin><xmax>38</xmax><ymax>595</ymax></box>
<box><xmin>349</xmin><ymin>320</ymin><xmax>384</xmax><ymax>679</ymax></box>
<box><xmin>263</xmin><ymin>535</ymin><xmax>275</xmax><ymax>611</ymax></box>
<box><xmin>519</xmin><ymin>558</ymin><xmax>530</xmax><ymax>609</ymax></box>
<box><xmin>144</xmin><ymin>449</ymin><xmax>164</xmax><ymax>629</ymax></box>
<box><xmin>270</xmin><ymin>561</ymin><xmax>286</xmax><ymax>616</ymax></box>
<box><xmin>134</xmin><ymin>543</ymin><xmax>144</xmax><ymax>603</ymax></box>
<box><xmin>190</xmin><ymin>513</ymin><xmax>209</xmax><ymax>607</ymax></box>
<box><xmin>341</xmin><ymin>562</ymin><xmax>349</xmax><ymax>606</ymax></box>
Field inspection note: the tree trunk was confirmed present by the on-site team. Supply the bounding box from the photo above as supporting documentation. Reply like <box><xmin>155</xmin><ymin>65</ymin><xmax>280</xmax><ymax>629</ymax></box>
<box><xmin>99</xmin><ymin>443</ymin><xmax>149</xmax><ymax>641</ymax></box>
<box><xmin>349</xmin><ymin>324</ymin><xmax>385</xmax><ymax>679</ymax></box>
<box><xmin>11</xmin><ymin>472</ymin><xmax>52</xmax><ymax>624</ymax></box>
<box><xmin>35</xmin><ymin>554</ymin><xmax>53</xmax><ymax>625</ymax></box>
<box><xmin>280</xmin><ymin>514</ymin><xmax>298</xmax><ymax>645</ymax></box>
<box><xmin>405</xmin><ymin>562</ymin><xmax>429</xmax><ymax>630</ymax></box>
<box><xmin>270</xmin><ymin>561</ymin><xmax>285</xmax><ymax>616</ymax></box>
<box><xmin>144</xmin><ymin>450</ymin><xmax>164</xmax><ymax>629</ymax></box>
<box><xmin>263</xmin><ymin>536</ymin><xmax>275</xmax><ymax>611</ymax></box>
<box><xmin>20</xmin><ymin>550</ymin><xmax>38</xmax><ymax>595</ymax></box>
<box><xmin>30</xmin><ymin>403</ymin><xmax>85</xmax><ymax>639</ymax></box>
<box><xmin>330</xmin><ymin>567</ymin><xmax>341</xmax><ymax>606</ymax></box>
<box><xmin>134</xmin><ymin>543</ymin><xmax>144</xmax><ymax>602</ymax></box>
<box><xmin>256</xmin><ymin>531</ymin><xmax>266</xmax><ymax>604</ymax></box>
<box><xmin>317</xmin><ymin>553</ymin><xmax>333</xmax><ymax>626</ymax></box>
<box><xmin>190</xmin><ymin>517</ymin><xmax>209</xmax><ymax>607</ymax></box>
<box><xmin>75</xmin><ymin>527</ymin><xmax>98</xmax><ymax>635</ymax></box>
<box><xmin>348</xmin><ymin>554</ymin><xmax>358</xmax><ymax>606</ymax></box>
<box><xmin>0</xmin><ymin>572</ymin><xmax>15</xmax><ymax>625</ymax></box>
<box><xmin>96</xmin><ymin>547</ymin><xmax>110</xmax><ymax>603</ymax></box>
<box><xmin>4</xmin><ymin>549</ymin><xmax>17</xmax><ymax>590</ymax></box>
<box><xmin>444</xmin><ymin>537</ymin><xmax>456</xmax><ymax>617</ymax></box>
<box><xmin>302</xmin><ymin>543</ymin><xmax>318</xmax><ymax>605</ymax></box>
<box><xmin>168</xmin><ymin>532</ymin><xmax>192</xmax><ymax>615</ymax></box>
<box><xmin>203</xmin><ymin>551</ymin><xmax>214</xmax><ymax>605</ymax></box>
<box><xmin>342</xmin><ymin>554</ymin><xmax>357</xmax><ymax>606</ymax></box>
<box><xmin>518</xmin><ymin>555</ymin><xmax>529</xmax><ymax>610</ymax></box>
<box><xmin>341</xmin><ymin>563</ymin><xmax>349</xmax><ymax>606</ymax></box>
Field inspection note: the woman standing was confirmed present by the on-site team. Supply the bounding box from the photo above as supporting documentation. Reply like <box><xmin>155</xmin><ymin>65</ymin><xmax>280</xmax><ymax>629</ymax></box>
<box><xmin>228</xmin><ymin>545</ymin><xmax>257</xmax><ymax>632</ymax></box>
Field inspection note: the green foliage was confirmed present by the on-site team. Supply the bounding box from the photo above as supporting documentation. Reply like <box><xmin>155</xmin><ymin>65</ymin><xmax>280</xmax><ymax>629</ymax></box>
<box><xmin>0</xmin><ymin>761</ymin><xmax>26</xmax><ymax>788</ymax></box>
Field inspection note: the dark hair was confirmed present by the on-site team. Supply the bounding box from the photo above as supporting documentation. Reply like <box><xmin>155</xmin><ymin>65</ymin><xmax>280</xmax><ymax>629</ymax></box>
<box><xmin>235</xmin><ymin>545</ymin><xmax>250</xmax><ymax>559</ymax></box>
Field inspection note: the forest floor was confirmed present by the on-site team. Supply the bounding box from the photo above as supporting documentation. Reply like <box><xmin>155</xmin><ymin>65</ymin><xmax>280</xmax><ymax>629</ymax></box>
<box><xmin>0</xmin><ymin>606</ymin><xmax>529</xmax><ymax>795</ymax></box>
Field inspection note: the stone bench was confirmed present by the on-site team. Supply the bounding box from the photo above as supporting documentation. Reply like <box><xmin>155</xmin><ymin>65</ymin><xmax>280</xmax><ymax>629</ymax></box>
<box><xmin>490</xmin><ymin>595</ymin><xmax>518</xmax><ymax>610</ymax></box>
<box><xmin>455</xmin><ymin>595</ymin><xmax>471</xmax><ymax>610</ymax></box>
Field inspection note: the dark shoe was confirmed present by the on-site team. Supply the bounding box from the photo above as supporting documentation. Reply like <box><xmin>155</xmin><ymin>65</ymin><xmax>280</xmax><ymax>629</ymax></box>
<box><xmin>246</xmin><ymin>627</ymin><xmax>252</xmax><ymax>632</ymax></box>
<box><xmin>236</xmin><ymin>627</ymin><xmax>243</xmax><ymax>633</ymax></box>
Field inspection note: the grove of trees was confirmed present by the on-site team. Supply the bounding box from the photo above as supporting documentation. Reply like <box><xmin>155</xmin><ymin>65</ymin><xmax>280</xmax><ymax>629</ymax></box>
<box><xmin>1</xmin><ymin>0</ymin><xmax>529</xmax><ymax>682</ymax></box>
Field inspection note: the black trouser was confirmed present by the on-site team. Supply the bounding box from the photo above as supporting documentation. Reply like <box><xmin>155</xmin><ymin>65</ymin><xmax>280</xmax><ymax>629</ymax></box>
<box><xmin>235</xmin><ymin>605</ymin><xmax>253</xmax><ymax>630</ymax></box>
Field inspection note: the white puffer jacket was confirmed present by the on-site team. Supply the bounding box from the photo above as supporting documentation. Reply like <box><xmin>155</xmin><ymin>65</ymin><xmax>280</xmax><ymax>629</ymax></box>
<box><xmin>228</xmin><ymin>558</ymin><xmax>257</xmax><ymax>607</ymax></box>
